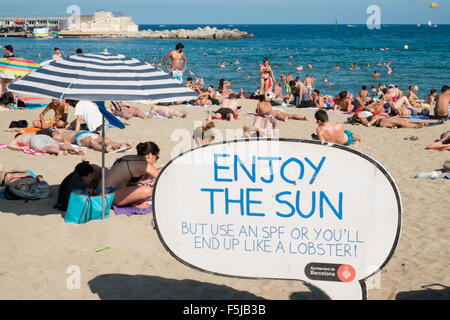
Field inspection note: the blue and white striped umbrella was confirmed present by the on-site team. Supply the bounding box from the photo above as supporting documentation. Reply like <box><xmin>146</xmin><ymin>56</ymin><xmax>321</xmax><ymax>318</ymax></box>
<box><xmin>9</xmin><ymin>52</ymin><xmax>198</xmax><ymax>103</ymax></box>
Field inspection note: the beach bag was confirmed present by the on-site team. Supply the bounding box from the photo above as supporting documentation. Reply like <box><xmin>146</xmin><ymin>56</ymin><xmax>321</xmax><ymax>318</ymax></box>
<box><xmin>64</xmin><ymin>188</ymin><xmax>115</xmax><ymax>224</ymax></box>
<box><xmin>297</xmin><ymin>100</ymin><xmax>316</xmax><ymax>108</ymax></box>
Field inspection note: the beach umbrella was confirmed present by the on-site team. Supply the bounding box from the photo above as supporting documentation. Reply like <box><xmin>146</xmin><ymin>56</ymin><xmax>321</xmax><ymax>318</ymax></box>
<box><xmin>0</xmin><ymin>57</ymin><xmax>40</xmax><ymax>79</ymax></box>
<box><xmin>9</xmin><ymin>51</ymin><xmax>199</xmax><ymax>218</ymax></box>
<box><xmin>429</xmin><ymin>1</ymin><xmax>438</xmax><ymax>8</ymax></box>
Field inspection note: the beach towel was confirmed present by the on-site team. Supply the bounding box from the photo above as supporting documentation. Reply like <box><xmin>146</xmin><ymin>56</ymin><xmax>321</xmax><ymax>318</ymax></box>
<box><xmin>0</xmin><ymin>144</ymin><xmax>46</xmax><ymax>155</ymax></box>
<box><xmin>112</xmin><ymin>198</ymin><xmax>153</xmax><ymax>216</ymax></box>
<box><xmin>186</xmin><ymin>104</ymin><xmax>219</xmax><ymax>108</ymax></box>
<box><xmin>410</xmin><ymin>115</ymin><xmax>450</xmax><ymax>121</ymax></box>
<box><xmin>16</xmin><ymin>103</ymin><xmax>47</xmax><ymax>110</ymax></box>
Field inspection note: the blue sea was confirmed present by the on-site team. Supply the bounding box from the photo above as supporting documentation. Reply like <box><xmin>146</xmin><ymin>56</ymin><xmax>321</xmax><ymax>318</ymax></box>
<box><xmin>3</xmin><ymin>24</ymin><xmax>450</xmax><ymax>99</ymax></box>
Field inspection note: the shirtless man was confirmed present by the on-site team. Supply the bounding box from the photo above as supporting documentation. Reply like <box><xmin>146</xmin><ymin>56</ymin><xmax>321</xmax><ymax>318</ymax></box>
<box><xmin>32</xmin><ymin>99</ymin><xmax>68</xmax><ymax>129</ymax></box>
<box><xmin>163</xmin><ymin>43</ymin><xmax>187</xmax><ymax>83</ymax></box>
<box><xmin>372</xmin><ymin>70</ymin><xmax>380</xmax><ymax>79</ymax></box>
<box><xmin>289</xmin><ymin>80</ymin><xmax>308</xmax><ymax>106</ymax></box>
<box><xmin>434</xmin><ymin>85</ymin><xmax>450</xmax><ymax>118</ymax></box>
<box><xmin>304</xmin><ymin>75</ymin><xmax>314</xmax><ymax>99</ymax></box>
<box><xmin>256</xmin><ymin>94</ymin><xmax>309</xmax><ymax>122</ymax></box>
<box><xmin>7</xmin><ymin>131</ymin><xmax>87</xmax><ymax>156</ymax></box>
<box><xmin>52</xmin><ymin>129</ymin><xmax>135</xmax><ymax>153</ymax></box>
<box><xmin>314</xmin><ymin>109</ymin><xmax>361</xmax><ymax>146</ymax></box>
<box><xmin>208</xmin><ymin>93</ymin><xmax>240</xmax><ymax>121</ymax></box>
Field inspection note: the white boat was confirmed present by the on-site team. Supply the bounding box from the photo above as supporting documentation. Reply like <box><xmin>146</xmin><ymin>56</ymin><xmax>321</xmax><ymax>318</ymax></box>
<box><xmin>433</xmin><ymin>24</ymin><xmax>438</xmax><ymax>27</ymax></box>
<box><xmin>428</xmin><ymin>20</ymin><xmax>432</xmax><ymax>26</ymax></box>
<box><xmin>417</xmin><ymin>24</ymin><xmax>421</xmax><ymax>27</ymax></box>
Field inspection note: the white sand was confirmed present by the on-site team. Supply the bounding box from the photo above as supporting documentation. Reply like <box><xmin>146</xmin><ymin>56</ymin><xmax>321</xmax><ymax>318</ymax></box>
<box><xmin>0</xmin><ymin>99</ymin><xmax>448</xmax><ymax>300</ymax></box>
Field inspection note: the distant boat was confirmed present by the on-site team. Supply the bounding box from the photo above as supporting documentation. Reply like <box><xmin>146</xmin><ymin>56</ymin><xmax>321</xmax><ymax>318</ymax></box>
<box><xmin>417</xmin><ymin>24</ymin><xmax>421</xmax><ymax>27</ymax></box>
<box><xmin>433</xmin><ymin>24</ymin><xmax>438</xmax><ymax>27</ymax></box>
<box><xmin>428</xmin><ymin>20</ymin><xmax>432</xmax><ymax>26</ymax></box>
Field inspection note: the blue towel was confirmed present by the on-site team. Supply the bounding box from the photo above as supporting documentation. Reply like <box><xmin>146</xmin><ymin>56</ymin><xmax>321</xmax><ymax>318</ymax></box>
<box><xmin>17</xmin><ymin>103</ymin><xmax>47</xmax><ymax>110</ymax></box>
<box><xmin>410</xmin><ymin>115</ymin><xmax>450</xmax><ymax>120</ymax></box>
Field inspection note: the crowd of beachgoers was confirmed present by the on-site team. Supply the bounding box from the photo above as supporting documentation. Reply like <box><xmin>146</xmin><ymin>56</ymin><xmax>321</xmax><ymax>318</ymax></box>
<box><xmin>0</xmin><ymin>42</ymin><xmax>448</xmax><ymax>213</ymax></box>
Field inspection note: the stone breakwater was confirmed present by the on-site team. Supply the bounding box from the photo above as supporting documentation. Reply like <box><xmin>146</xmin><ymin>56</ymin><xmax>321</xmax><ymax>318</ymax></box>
<box><xmin>58</xmin><ymin>26</ymin><xmax>253</xmax><ymax>39</ymax></box>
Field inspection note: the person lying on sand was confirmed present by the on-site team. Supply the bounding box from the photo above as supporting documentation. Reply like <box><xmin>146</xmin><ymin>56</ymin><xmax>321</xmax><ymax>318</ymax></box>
<box><xmin>353</xmin><ymin>112</ymin><xmax>428</xmax><ymax>128</ymax></box>
<box><xmin>314</xmin><ymin>109</ymin><xmax>361</xmax><ymax>146</ymax></box>
<box><xmin>427</xmin><ymin>131</ymin><xmax>450</xmax><ymax>151</ymax></box>
<box><xmin>0</xmin><ymin>162</ymin><xmax>45</xmax><ymax>188</ymax></box>
<box><xmin>333</xmin><ymin>91</ymin><xmax>362</xmax><ymax>112</ymax></box>
<box><xmin>256</xmin><ymin>94</ymin><xmax>309</xmax><ymax>122</ymax></box>
<box><xmin>107</xmin><ymin>101</ymin><xmax>151</xmax><ymax>120</ymax></box>
<box><xmin>7</xmin><ymin>130</ymin><xmax>87</xmax><ymax>156</ymax></box>
<box><xmin>208</xmin><ymin>93</ymin><xmax>240</xmax><ymax>121</ymax></box>
<box><xmin>243</xmin><ymin>115</ymin><xmax>278</xmax><ymax>138</ymax></box>
<box><xmin>193</xmin><ymin>121</ymin><xmax>216</xmax><ymax>147</ymax></box>
<box><xmin>32</xmin><ymin>99</ymin><xmax>69</xmax><ymax>129</ymax></box>
<box><xmin>0</xmin><ymin>162</ymin><xmax>49</xmax><ymax>199</ymax></box>
<box><xmin>51</xmin><ymin>129</ymin><xmax>135</xmax><ymax>153</ymax></box>
<box><xmin>150</xmin><ymin>105</ymin><xmax>187</xmax><ymax>118</ymax></box>
<box><xmin>103</xmin><ymin>141</ymin><xmax>161</xmax><ymax>208</ymax></box>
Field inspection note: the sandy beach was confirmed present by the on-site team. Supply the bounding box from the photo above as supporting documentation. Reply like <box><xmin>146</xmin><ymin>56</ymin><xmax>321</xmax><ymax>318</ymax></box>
<box><xmin>0</xmin><ymin>98</ymin><xmax>448</xmax><ymax>300</ymax></box>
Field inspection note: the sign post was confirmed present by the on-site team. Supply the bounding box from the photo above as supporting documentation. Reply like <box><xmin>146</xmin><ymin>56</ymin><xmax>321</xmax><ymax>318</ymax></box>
<box><xmin>152</xmin><ymin>139</ymin><xmax>402</xmax><ymax>300</ymax></box>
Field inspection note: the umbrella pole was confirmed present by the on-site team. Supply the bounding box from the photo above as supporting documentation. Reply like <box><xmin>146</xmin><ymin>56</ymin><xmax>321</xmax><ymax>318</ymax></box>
<box><xmin>102</xmin><ymin>114</ymin><xmax>105</xmax><ymax>219</ymax></box>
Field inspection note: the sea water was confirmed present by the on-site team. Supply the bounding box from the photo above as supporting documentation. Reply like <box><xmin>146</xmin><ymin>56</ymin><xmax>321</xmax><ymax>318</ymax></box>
<box><xmin>2</xmin><ymin>24</ymin><xmax>449</xmax><ymax>98</ymax></box>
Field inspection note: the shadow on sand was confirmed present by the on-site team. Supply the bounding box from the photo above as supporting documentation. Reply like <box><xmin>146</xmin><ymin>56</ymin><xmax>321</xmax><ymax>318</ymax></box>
<box><xmin>396</xmin><ymin>284</ymin><xmax>450</xmax><ymax>300</ymax></box>
<box><xmin>0</xmin><ymin>184</ymin><xmax>63</xmax><ymax>217</ymax></box>
<box><xmin>88</xmin><ymin>274</ymin><xmax>326</xmax><ymax>300</ymax></box>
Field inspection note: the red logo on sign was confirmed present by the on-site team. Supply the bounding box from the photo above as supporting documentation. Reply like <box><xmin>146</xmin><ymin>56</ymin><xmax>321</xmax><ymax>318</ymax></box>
<box><xmin>337</xmin><ymin>264</ymin><xmax>356</xmax><ymax>282</ymax></box>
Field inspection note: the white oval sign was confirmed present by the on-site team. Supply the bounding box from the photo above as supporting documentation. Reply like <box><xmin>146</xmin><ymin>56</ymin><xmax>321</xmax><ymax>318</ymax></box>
<box><xmin>153</xmin><ymin>139</ymin><xmax>402</xmax><ymax>300</ymax></box>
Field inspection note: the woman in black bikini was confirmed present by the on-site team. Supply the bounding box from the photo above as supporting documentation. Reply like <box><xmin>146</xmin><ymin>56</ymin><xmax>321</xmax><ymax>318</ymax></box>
<box><xmin>259</xmin><ymin>58</ymin><xmax>275</xmax><ymax>94</ymax></box>
<box><xmin>103</xmin><ymin>142</ymin><xmax>161</xmax><ymax>208</ymax></box>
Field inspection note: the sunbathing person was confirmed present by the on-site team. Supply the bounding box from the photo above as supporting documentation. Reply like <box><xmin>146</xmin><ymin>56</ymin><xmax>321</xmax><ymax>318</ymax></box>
<box><xmin>193</xmin><ymin>121</ymin><xmax>216</xmax><ymax>147</ymax></box>
<box><xmin>107</xmin><ymin>101</ymin><xmax>150</xmax><ymax>120</ymax></box>
<box><xmin>150</xmin><ymin>105</ymin><xmax>187</xmax><ymax>118</ymax></box>
<box><xmin>312</xmin><ymin>89</ymin><xmax>334</xmax><ymax>109</ymax></box>
<box><xmin>314</xmin><ymin>109</ymin><xmax>361</xmax><ymax>146</ymax></box>
<box><xmin>32</xmin><ymin>99</ymin><xmax>69</xmax><ymax>129</ymax></box>
<box><xmin>353</xmin><ymin>112</ymin><xmax>428</xmax><ymax>128</ymax></box>
<box><xmin>256</xmin><ymin>94</ymin><xmax>309</xmax><ymax>122</ymax></box>
<box><xmin>52</xmin><ymin>129</ymin><xmax>135</xmax><ymax>153</ymax></box>
<box><xmin>7</xmin><ymin>130</ymin><xmax>87</xmax><ymax>156</ymax></box>
<box><xmin>334</xmin><ymin>91</ymin><xmax>361</xmax><ymax>112</ymax></box>
<box><xmin>0</xmin><ymin>162</ymin><xmax>45</xmax><ymax>188</ymax></box>
<box><xmin>103</xmin><ymin>141</ymin><xmax>161</xmax><ymax>208</ymax></box>
<box><xmin>208</xmin><ymin>93</ymin><xmax>240</xmax><ymax>121</ymax></box>
<box><xmin>243</xmin><ymin>115</ymin><xmax>278</xmax><ymax>138</ymax></box>
<box><xmin>427</xmin><ymin>131</ymin><xmax>450</xmax><ymax>151</ymax></box>
<box><xmin>0</xmin><ymin>162</ymin><xmax>49</xmax><ymax>199</ymax></box>
<box><xmin>191</xmin><ymin>89</ymin><xmax>213</xmax><ymax>106</ymax></box>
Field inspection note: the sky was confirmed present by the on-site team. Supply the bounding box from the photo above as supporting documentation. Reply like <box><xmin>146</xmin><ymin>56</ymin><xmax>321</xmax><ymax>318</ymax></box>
<box><xmin>0</xmin><ymin>0</ymin><xmax>448</xmax><ymax>25</ymax></box>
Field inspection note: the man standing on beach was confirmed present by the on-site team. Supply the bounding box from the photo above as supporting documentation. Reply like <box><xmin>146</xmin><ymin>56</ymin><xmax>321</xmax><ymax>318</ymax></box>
<box><xmin>163</xmin><ymin>43</ymin><xmax>187</xmax><ymax>83</ymax></box>
<box><xmin>434</xmin><ymin>85</ymin><xmax>449</xmax><ymax>118</ymax></box>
